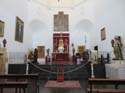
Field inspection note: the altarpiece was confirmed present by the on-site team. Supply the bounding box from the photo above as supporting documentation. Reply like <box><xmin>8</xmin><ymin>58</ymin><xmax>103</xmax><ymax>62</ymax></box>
<box><xmin>52</xmin><ymin>11</ymin><xmax>69</xmax><ymax>63</ymax></box>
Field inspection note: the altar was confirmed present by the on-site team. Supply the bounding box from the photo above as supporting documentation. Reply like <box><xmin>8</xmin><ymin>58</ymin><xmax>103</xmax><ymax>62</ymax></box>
<box><xmin>52</xmin><ymin>33</ymin><xmax>69</xmax><ymax>64</ymax></box>
<box><xmin>52</xmin><ymin>53</ymin><xmax>69</xmax><ymax>64</ymax></box>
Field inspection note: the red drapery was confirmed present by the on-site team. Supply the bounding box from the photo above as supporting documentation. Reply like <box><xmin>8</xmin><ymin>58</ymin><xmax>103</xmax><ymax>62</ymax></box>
<box><xmin>53</xmin><ymin>33</ymin><xmax>69</xmax><ymax>53</ymax></box>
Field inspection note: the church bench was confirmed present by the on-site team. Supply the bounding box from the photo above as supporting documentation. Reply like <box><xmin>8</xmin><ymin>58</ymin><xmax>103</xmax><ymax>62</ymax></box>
<box><xmin>0</xmin><ymin>74</ymin><xmax>39</xmax><ymax>93</ymax></box>
<box><xmin>0</xmin><ymin>74</ymin><xmax>39</xmax><ymax>80</ymax></box>
<box><xmin>97</xmin><ymin>89</ymin><xmax>125</xmax><ymax>93</ymax></box>
<box><xmin>87</xmin><ymin>88</ymin><xmax>125</xmax><ymax>93</ymax></box>
<box><xmin>87</xmin><ymin>88</ymin><xmax>100</xmax><ymax>92</ymax></box>
<box><xmin>88</xmin><ymin>78</ymin><xmax>125</xmax><ymax>93</ymax></box>
<box><xmin>0</xmin><ymin>81</ymin><xmax>28</xmax><ymax>93</ymax></box>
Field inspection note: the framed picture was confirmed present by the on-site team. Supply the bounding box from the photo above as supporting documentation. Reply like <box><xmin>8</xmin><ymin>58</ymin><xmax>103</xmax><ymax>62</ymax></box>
<box><xmin>15</xmin><ymin>16</ymin><xmax>24</xmax><ymax>43</ymax></box>
<box><xmin>37</xmin><ymin>46</ymin><xmax>45</xmax><ymax>58</ymax></box>
<box><xmin>0</xmin><ymin>20</ymin><xmax>4</xmax><ymax>37</ymax></box>
<box><xmin>54</xmin><ymin>12</ymin><xmax>69</xmax><ymax>31</ymax></box>
<box><xmin>78</xmin><ymin>45</ymin><xmax>85</xmax><ymax>54</ymax></box>
<box><xmin>101</xmin><ymin>27</ymin><xmax>106</xmax><ymax>41</ymax></box>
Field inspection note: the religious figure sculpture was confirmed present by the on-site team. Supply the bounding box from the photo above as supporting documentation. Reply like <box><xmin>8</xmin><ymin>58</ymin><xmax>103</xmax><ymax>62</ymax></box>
<box><xmin>71</xmin><ymin>43</ymin><xmax>75</xmax><ymax>55</ymax></box>
<box><xmin>33</xmin><ymin>48</ymin><xmax>38</xmax><ymax>63</ymax></box>
<box><xmin>111</xmin><ymin>36</ymin><xmax>123</xmax><ymax>60</ymax></box>
<box><xmin>3</xmin><ymin>39</ymin><xmax>7</xmax><ymax>48</ymax></box>
<box><xmin>46</xmin><ymin>48</ymin><xmax>50</xmax><ymax>64</ymax></box>
<box><xmin>28</xmin><ymin>51</ymin><xmax>34</xmax><ymax>61</ymax></box>
<box><xmin>46</xmin><ymin>48</ymin><xmax>50</xmax><ymax>56</ymax></box>
<box><xmin>58</xmin><ymin>37</ymin><xmax>64</xmax><ymax>53</ymax></box>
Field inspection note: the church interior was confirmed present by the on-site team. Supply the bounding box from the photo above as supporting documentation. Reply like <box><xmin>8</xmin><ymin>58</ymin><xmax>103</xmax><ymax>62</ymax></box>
<box><xmin>0</xmin><ymin>0</ymin><xmax>125</xmax><ymax>93</ymax></box>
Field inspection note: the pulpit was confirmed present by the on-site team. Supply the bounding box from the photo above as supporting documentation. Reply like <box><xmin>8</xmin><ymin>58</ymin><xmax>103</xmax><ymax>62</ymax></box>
<box><xmin>52</xmin><ymin>53</ymin><xmax>69</xmax><ymax>64</ymax></box>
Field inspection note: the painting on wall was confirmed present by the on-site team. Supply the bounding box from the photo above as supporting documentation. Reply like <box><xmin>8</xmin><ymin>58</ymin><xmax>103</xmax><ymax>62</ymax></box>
<box><xmin>15</xmin><ymin>16</ymin><xmax>24</xmax><ymax>43</ymax></box>
<box><xmin>101</xmin><ymin>27</ymin><xmax>106</xmax><ymax>41</ymax></box>
<box><xmin>54</xmin><ymin>11</ymin><xmax>69</xmax><ymax>31</ymax></box>
<box><xmin>37</xmin><ymin>46</ymin><xmax>45</xmax><ymax>58</ymax></box>
<box><xmin>77</xmin><ymin>45</ymin><xmax>85</xmax><ymax>55</ymax></box>
<box><xmin>0</xmin><ymin>20</ymin><xmax>4</xmax><ymax>37</ymax></box>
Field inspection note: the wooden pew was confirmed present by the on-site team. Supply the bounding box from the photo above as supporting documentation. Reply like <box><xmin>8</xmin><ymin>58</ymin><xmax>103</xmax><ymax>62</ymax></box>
<box><xmin>88</xmin><ymin>78</ymin><xmax>125</xmax><ymax>93</ymax></box>
<box><xmin>0</xmin><ymin>74</ymin><xmax>39</xmax><ymax>80</ymax></box>
<box><xmin>0</xmin><ymin>81</ymin><xmax>28</xmax><ymax>93</ymax></box>
<box><xmin>0</xmin><ymin>74</ymin><xmax>39</xmax><ymax>93</ymax></box>
<box><xmin>97</xmin><ymin>89</ymin><xmax>125</xmax><ymax>93</ymax></box>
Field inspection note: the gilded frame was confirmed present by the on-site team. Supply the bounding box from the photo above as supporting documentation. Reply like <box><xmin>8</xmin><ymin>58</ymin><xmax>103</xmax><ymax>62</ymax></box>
<box><xmin>15</xmin><ymin>16</ymin><xmax>24</xmax><ymax>43</ymax></box>
<box><xmin>37</xmin><ymin>46</ymin><xmax>45</xmax><ymax>58</ymax></box>
<box><xmin>78</xmin><ymin>45</ymin><xmax>85</xmax><ymax>54</ymax></box>
<box><xmin>101</xmin><ymin>27</ymin><xmax>106</xmax><ymax>41</ymax></box>
<box><xmin>0</xmin><ymin>20</ymin><xmax>4</xmax><ymax>37</ymax></box>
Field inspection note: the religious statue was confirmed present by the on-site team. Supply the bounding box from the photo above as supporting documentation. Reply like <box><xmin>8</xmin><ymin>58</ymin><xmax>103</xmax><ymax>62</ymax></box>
<box><xmin>58</xmin><ymin>34</ymin><xmax>65</xmax><ymax>53</ymax></box>
<box><xmin>24</xmin><ymin>54</ymin><xmax>27</xmax><ymax>63</ymax></box>
<box><xmin>46</xmin><ymin>48</ymin><xmax>50</xmax><ymax>56</ymax></box>
<box><xmin>46</xmin><ymin>48</ymin><xmax>50</xmax><ymax>64</ymax></box>
<box><xmin>111</xmin><ymin>36</ymin><xmax>123</xmax><ymax>60</ymax></box>
<box><xmin>33</xmin><ymin>48</ymin><xmax>38</xmax><ymax>63</ymax></box>
<box><xmin>28</xmin><ymin>51</ymin><xmax>34</xmax><ymax>61</ymax></box>
<box><xmin>3</xmin><ymin>39</ymin><xmax>7</xmax><ymax>48</ymax></box>
<box><xmin>71</xmin><ymin>43</ymin><xmax>75</xmax><ymax>55</ymax></box>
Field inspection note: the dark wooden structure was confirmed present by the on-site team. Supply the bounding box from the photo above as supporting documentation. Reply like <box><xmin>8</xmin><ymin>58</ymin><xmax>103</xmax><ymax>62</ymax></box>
<box><xmin>0</xmin><ymin>81</ymin><xmax>28</xmax><ymax>93</ymax></box>
<box><xmin>88</xmin><ymin>78</ymin><xmax>125</xmax><ymax>93</ymax></box>
<box><xmin>52</xmin><ymin>53</ymin><xmax>69</xmax><ymax>63</ymax></box>
<box><xmin>0</xmin><ymin>74</ymin><xmax>39</xmax><ymax>93</ymax></box>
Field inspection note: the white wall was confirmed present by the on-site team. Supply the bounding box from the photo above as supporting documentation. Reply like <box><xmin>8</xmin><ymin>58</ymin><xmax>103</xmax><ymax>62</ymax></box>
<box><xmin>1</xmin><ymin>0</ymin><xmax>125</xmax><ymax>63</ymax></box>
<box><xmin>90</xmin><ymin>0</ymin><xmax>125</xmax><ymax>59</ymax></box>
<box><xmin>28</xmin><ymin>0</ymin><xmax>94</xmax><ymax>56</ymax></box>
<box><xmin>0</xmin><ymin>0</ymin><xmax>33</xmax><ymax>64</ymax></box>
<box><xmin>0</xmin><ymin>0</ymin><xmax>32</xmax><ymax>52</ymax></box>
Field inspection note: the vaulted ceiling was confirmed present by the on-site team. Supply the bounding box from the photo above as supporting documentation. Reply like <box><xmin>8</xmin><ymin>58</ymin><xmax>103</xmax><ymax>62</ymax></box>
<box><xmin>30</xmin><ymin>0</ymin><xmax>87</xmax><ymax>8</ymax></box>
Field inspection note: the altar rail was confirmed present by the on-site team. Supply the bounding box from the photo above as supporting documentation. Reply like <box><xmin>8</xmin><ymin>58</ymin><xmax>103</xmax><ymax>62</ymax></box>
<box><xmin>28</xmin><ymin>64</ymin><xmax>89</xmax><ymax>80</ymax></box>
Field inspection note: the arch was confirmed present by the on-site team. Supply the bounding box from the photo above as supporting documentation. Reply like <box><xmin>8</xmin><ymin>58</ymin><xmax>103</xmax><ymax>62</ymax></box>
<box><xmin>70</xmin><ymin>19</ymin><xmax>94</xmax><ymax>50</ymax></box>
<box><xmin>29</xmin><ymin>20</ymin><xmax>48</xmax><ymax>33</ymax></box>
<box><xmin>74</xmin><ymin>19</ymin><xmax>94</xmax><ymax>32</ymax></box>
<box><xmin>28</xmin><ymin>19</ymin><xmax>51</xmax><ymax>48</ymax></box>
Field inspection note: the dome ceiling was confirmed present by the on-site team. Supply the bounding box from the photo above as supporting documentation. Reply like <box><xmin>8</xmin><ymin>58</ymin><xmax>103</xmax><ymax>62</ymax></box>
<box><xmin>30</xmin><ymin>0</ymin><xmax>87</xmax><ymax>8</ymax></box>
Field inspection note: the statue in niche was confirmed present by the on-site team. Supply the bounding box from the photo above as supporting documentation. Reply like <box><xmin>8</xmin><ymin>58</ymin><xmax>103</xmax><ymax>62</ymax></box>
<box><xmin>58</xmin><ymin>34</ymin><xmax>65</xmax><ymax>53</ymax></box>
<box><xmin>111</xmin><ymin>36</ymin><xmax>123</xmax><ymax>60</ymax></box>
<box><xmin>46</xmin><ymin>48</ymin><xmax>50</xmax><ymax>56</ymax></box>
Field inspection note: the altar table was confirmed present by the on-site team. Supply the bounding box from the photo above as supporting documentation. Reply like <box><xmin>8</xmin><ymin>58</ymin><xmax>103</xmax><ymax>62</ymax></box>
<box><xmin>52</xmin><ymin>53</ymin><xmax>69</xmax><ymax>64</ymax></box>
